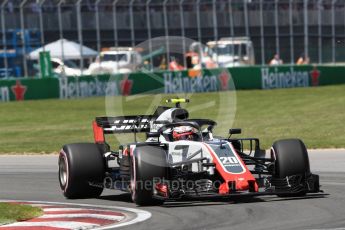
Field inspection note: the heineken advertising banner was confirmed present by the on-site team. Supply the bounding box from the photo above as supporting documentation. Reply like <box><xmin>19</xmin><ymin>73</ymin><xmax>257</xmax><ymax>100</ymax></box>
<box><xmin>162</xmin><ymin>65</ymin><xmax>344</xmax><ymax>91</ymax></box>
<box><xmin>59</xmin><ymin>69</ymin><xmax>230</xmax><ymax>98</ymax></box>
<box><xmin>230</xmin><ymin>65</ymin><xmax>344</xmax><ymax>90</ymax></box>
<box><xmin>164</xmin><ymin>68</ymin><xmax>231</xmax><ymax>93</ymax></box>
<box><xmin>0</xmin><ymin>78</ymin><xmax>59</xmax><ymax>102</ymax></box>
<box><xmin>58</xmin><ymin>73</ymin><xmax>163</xmax><ymax>99</ymax></box>
<box><xmin>229</xmin><ymin>65</ymin><xmax>344</xmax><ymax>90</ymax></box>
<box><xmin>0</xmin><ymin>65</ymin><xmax>344</xmax><ymax>102</ymax></box>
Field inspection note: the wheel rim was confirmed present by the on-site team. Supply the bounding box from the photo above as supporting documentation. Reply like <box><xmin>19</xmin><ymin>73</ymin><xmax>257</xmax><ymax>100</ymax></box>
<box><xmin>59</xmin><ymin>156</ymin><xmax>68</xmax><ymax>187</ymax></box>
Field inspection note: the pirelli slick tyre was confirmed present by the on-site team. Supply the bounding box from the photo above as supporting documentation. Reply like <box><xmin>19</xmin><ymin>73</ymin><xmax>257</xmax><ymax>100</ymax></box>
<box><xmin>59</xmin><ymin>143</ymin><xmax>105</xmax><ymax>199</ymax></box>
<box><xmin>271</xmin><ymin>139</ymin><xmax>310</xmax><ymax>197</ymax></box>
<box><xmin>130</xmin><ymin>145</ymin><xmax>167</xmax><ymax>206</ymax></box>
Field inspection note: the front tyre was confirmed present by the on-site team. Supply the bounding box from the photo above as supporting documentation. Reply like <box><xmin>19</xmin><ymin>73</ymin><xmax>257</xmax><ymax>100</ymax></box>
<box><xmin>271</xmin><ymin>139</ymin><xmax>310</xmax><ymax>197</ymax></box>
<box><xmin>59</xmin><ymin>143</ymin><xmax>105</xmax><ymax>199</ymax></box>
<box><xmin>130</xmin><ymin>145</ymin><xmax>167</xmax><ymax>206</ymax></box>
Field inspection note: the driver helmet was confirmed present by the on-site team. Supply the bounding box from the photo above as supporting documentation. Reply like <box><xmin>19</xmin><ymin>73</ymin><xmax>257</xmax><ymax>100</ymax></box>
<box><xmin>172</xmin><ymin>126</ymin><xmax>198</xmax><ymax>141</ymax></box>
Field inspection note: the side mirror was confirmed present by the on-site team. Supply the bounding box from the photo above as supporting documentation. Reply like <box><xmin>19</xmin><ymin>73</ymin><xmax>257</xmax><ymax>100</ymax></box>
<box><xmin>146</xmin><ymin>132</ymin><xmax>160</xmax><ymax>138</ymax></box>
<box><xmin>229</xmin><ymin>128</ymin><xmax>242</xmax><ymax>135</ymax></box>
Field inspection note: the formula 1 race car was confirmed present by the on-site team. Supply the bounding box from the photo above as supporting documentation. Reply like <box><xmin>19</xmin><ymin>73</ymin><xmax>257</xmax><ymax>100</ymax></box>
<box><xmin>58</xmin><ymin>99</ymin><xmax>321</xmax><ymax>206</ymax></box>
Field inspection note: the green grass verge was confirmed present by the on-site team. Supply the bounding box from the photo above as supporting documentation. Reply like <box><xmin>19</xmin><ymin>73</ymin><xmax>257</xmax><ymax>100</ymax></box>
<box><xmin>0</xmin><ymin>203</ymin><xmax>43</xmax><ymax>225</ymax></box>
<box><xmin>0</xmin><ymin>85</ymin><xmax>344</xmax><ymax>153</ymax></box>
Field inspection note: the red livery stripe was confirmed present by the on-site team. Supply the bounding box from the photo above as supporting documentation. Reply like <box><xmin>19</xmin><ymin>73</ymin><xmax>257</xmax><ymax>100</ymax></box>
<box><xmin>0</xmin><ymin>227</ymin><xmax>68</xmax><ymax>230</ymax></box>
<box><xmin>203</xmin><ymin>143</ymin><xmax>258</xmax><ymax>194</ymax></box>
<box><xmin>27</xmin><ymin>217</ymin><xmax>115</xmax><ymax>225</ymax></box>
<box><xmin>43</xmin><ymin>210</ymin><xmax>124</xmax><ymax>216</ymax></box>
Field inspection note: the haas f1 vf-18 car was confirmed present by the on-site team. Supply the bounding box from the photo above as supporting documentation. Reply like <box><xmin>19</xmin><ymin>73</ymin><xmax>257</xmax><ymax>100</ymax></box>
<box><xmin>58</xmin><ymin>99</ymin><xmax>321</xmax><ymax>206</ymax></box>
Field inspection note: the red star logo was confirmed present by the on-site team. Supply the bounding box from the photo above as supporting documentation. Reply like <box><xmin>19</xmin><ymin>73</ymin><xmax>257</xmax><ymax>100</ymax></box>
<box><xmin>310</xmin><ymin>66</ymin><xmax>321</xmax><ymax>86</ymax></box>
<box><xmin>218</xmin><ymin>71</ymin><xmax>230</xmax><ymax>91</ymax></box>
<box><xmin>120</xmin><ymin>75</ymin><xmax>133</xmax><ymax>96</ymax></box>
<box><xmin>11</xmin><ymin>80</ymin><xmax>27</xmax><ymax>101</ymax></box>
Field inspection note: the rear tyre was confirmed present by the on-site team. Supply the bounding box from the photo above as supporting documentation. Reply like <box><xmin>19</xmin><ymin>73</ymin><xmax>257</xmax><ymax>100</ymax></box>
<box><xmin>271</xmin><ymin>139</ymin><xmax>310</xmax><ymax>197</ymax></box>
<box><xmin>130</xmin><ymin>145</ymin><xmax>167</xmax><ymax>206</ymax></box>
<box><xmin>59</xmin><ymin>143</ymin><xmax>105</xmax><ymax>199</ymax></box>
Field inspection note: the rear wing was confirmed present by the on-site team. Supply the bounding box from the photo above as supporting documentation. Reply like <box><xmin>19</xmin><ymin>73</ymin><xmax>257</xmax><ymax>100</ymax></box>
<box><xmin>92</xmin><ymin>103</ymin><xmax>188</xmax><ymax>143</ymax></box>
<box><xmin>93</xmin><ymin>115</ymin><xmax>156</xmax><ymax>143</ymax></box>
<box><xmin>95</xmin><ymin>116</ymin><xmax>155</xmax><ymax>134</ymax></box>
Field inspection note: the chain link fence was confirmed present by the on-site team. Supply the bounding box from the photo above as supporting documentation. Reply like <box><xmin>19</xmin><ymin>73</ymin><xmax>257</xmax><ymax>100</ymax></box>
<box><xmin>0</xmin><ymin>0</ymin><xmax>344</xmax><ymax>77</ymax></box>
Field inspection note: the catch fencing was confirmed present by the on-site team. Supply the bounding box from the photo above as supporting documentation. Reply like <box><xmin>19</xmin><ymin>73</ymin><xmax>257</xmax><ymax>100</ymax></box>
<box><xmin>0</xmin><ymin>0</ymin><xmax>344</xmax><ymax>77</ymax></box>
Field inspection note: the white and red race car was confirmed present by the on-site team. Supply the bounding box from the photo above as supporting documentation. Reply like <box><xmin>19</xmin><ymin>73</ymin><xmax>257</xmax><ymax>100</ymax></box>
<box><xmin>58</xmin><ymin>99</ymin><xmax>321</xmax><ymax>206</ymax></box>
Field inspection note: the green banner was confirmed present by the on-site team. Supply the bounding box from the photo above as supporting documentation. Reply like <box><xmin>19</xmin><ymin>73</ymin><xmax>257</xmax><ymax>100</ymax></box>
<box><xmin>39</xmin><ymin>51</ymin><xmax>53</xmax><ymax>78</ymax></box>
<box><xmin>153</xmin><ymin>65</ymin><xmax>345</xmax><ymax>93</ymax></box>
<box><xmin>232</xmin><ymin>65</ymin><xmax>345</xmax><ymax>90</ymax></box>
<box><xmin>0</xmin><ymin>65</ymin><xmax>344</xmax><ymax>102</ymax></box>
<box><xmin>0</xmin><ymin>78</ymin><xmax>59</xmax><ymax>102</ymax></box>
<box><xmin>58</xmin><ymin>73</ymin><xmax>163</xmax><ymax>99</ymax></box>
<box><xmin>163</xmin><ymin>68</ymin><xmax>232</xmax><ymax>93</ymax></box>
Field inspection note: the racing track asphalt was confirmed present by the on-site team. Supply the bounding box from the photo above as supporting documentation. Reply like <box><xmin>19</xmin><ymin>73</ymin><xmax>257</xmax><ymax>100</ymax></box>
<box><xmin>0</xmin><ymin>149</ymin><xmax>344</xmax><ymax>230</ymax></box>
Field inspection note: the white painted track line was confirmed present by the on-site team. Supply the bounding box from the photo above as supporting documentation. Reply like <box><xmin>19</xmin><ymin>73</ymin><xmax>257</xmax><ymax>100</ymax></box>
<box><xmin>2</xmin><ymin>221</ymin><xmax>98</xmax><ymax>228</ymax></box>
<box><xmin>40</xmin><ymin>214</ymin><xmax>124</xmax><ymax>221</ymax></box>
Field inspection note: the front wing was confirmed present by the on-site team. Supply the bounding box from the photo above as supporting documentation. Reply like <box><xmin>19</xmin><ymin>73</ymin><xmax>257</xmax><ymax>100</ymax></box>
<box><xmin>152</xmin><ymin>173</ymin><xmax>321</xmax><ymax>200</ymax></box>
